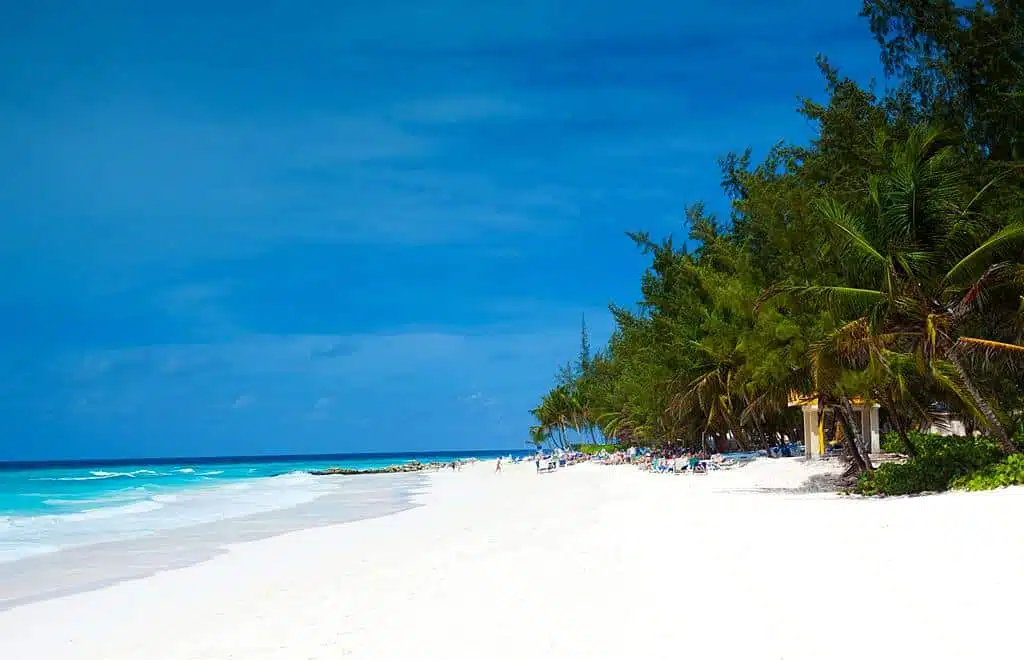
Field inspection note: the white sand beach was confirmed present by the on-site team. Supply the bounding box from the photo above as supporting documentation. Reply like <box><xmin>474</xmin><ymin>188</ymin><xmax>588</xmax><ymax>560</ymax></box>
<box><xmin>1</xmin><ymin>458</ymin><xmax>1022</xmax><ymax>659</ymax></box>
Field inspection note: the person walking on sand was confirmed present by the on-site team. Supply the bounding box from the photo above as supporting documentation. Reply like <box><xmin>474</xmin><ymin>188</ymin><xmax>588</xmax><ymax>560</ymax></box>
<box><xmin>495</xmin><ymin>458</ymin><xmax>502</xmax><ymax>473</ymax></box>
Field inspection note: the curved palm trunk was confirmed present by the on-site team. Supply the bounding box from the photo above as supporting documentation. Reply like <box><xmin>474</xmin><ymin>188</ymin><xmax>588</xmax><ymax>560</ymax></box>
<box><xmin>722</xmin><ymin>408</ymin><xmax>749</xmax><ymax>451</ymax></box>
<box><xmin>838</xmin><ymin>394</ymin><xmax>873</xmax><ymax>472</ymax></box>
<box><xmin>882</xmin><ymin>393</ymin><xmax>917</xmax><ymax>457</ymax></box>
<box><xmin>948</xmin><ymin>353</ymin><xmax>1015</xmax><ymax>454</ymax></box>
<box><xmin>726</xmin><ymin>423</ymin><xmax>750</xmax><ymax>451</ymax></box>
<box><xmin>892</xmin><ymin>413</ymin><xmax>917</xmax><ymax>458</ymax></box>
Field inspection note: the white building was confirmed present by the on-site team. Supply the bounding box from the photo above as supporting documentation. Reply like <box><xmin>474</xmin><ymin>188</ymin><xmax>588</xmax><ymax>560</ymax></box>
<box><xmin>788</xmin><ymin>394</ymin><xmax>881</xmax><ymax>459</ymax></box>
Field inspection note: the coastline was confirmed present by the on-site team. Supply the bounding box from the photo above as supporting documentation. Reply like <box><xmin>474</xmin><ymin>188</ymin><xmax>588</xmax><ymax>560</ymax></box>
<box><xmin>1</xmin><ymin>457</ymin><xmax>1022</xmax><ymax>659</ymax></box>
<box><xmin>0</xmin><ymin>451</ymin><xmax>526</xmax><ymax>566</ymax></box>
<box><xmin>0</xmin><ymin>471</ymin><xmax>429</xmax><ymax>610</ymax></box>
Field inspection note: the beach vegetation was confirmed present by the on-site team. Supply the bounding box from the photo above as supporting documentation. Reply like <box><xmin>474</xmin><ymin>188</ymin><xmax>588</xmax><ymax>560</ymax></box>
<box><xmin>528</xmin><ymin>0</ymin><xmax>1024</xmax><ymax>486</ymax></box>
<box><xmin>854</xmin><ymin>434</ymin><xmax>1005</xmax><ymax>496</ymax></box>
<box><xmin>951</xmin><ymin>454</ymin><xmax>1024</xmax><ymax>491</ymax></box>
<box><xmin>572</xmin><ymin>443</ymin><xmax>620</xmax><ymax>455</ymax></box>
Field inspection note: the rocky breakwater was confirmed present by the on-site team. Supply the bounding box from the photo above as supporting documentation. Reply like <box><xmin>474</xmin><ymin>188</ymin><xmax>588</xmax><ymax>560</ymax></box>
<box><xmin>309</xmin><ymin>461</ymin><xmax>448</xmax><ymax>476</ymax></box>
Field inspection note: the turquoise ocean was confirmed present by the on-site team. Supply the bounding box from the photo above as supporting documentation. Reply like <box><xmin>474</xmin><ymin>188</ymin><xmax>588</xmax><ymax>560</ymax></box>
<box><xmin>0</xmin><ymin>451</ymin><xmax>527</xmax><ymax>564</ymax></box>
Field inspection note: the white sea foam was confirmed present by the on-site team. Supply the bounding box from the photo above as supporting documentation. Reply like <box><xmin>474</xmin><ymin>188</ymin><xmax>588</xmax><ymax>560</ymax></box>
<box><xmin>0</xmin><ymin>470</ymin><xmax>344</xmax><ymax>563</ymax></box>
<box><xmin>33</xmin><ymin>469</ymin><xmax>166</xmax><ymax>482</ymax></box>
<box><xmin>0</xmin><ymin>541</ymin><xmax>60</xmax><ymax>562</ymax></box>
<box><xmin>36</xmin><ymin>474</ymin><xmax>122</xmax><ymax>482</ymax></box>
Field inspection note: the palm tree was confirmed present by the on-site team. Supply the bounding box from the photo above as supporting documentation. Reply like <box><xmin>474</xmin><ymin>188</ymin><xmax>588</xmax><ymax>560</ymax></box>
<box><xmin>530</xmin><ymin>386</ymin><xmax>584</xmax><ymax>450</ymax></box>
<box><xmin>797</xmin><ymin>125</ymin><xmax>1024</xmax><ymax>452</ymax></box>
<box><xmin>528</xmin><ymin>424</ymin><xmax>549</xmax><ymax>450</ymax></box>
<box><xmin>671</xmin><ymin>337</ymin><xmax>749</xmax><ymax>451</ymax></box>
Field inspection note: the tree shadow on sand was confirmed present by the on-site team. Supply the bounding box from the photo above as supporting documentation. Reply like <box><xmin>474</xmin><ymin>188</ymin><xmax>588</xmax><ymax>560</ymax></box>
<box><xmin>716</xmin><ymin>472</ymin><xmax>852</xmax><ymax>495</ymax></box>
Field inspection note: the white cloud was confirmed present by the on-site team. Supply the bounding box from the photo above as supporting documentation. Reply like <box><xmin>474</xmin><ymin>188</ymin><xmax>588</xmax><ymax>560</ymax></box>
<box><xmin>48</xmin><ymin>323</ymin><xmax>586</xmax><ymax>421</ymax></box>
<box><xmin>2</xmin><ymin>100</ymin><xmax>586</xmax><ymax>271</ymax></box>
<box><xmin>231</xmin><ymin>394</ymin><xmax>255</xmax><ymax>409</ymax></box>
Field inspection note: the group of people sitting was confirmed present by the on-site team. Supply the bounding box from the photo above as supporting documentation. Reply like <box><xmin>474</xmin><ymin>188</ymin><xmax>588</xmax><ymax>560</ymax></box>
<box><xmin>588</xmin><ymin>447</ymin><xmax>739</xmax><ymax>473</ymax></box>
<box><xmin>641</xmin><ymin>452</ymin><xmax>737</xmax><ymax>473</ymax></box>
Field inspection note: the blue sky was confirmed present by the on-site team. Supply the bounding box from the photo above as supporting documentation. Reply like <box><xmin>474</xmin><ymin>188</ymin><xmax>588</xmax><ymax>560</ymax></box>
<box><xmin>1</xmin><ymin>1</ymin><xmax>885</xmax><ymax>460</ymax></box>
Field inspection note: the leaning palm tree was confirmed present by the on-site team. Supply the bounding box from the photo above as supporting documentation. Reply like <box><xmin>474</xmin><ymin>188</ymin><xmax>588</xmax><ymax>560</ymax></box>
<box><xmin>795</xmin><ymin>124</ymin><xmax>1024</xmax><ymax>452</ymax></box>
<box><xmin>528</xmin><ymin>424</ymin><xmax>550</xmax><ymax>450</ymax></box>
<box><xmin>671</xmin><ymin>355</ymin><xmax>748</xmax><ymax>451</ymax></box>
<box><xmin>531</xmin><ymin>386</ymin><xmax>584</xmax><ymax>450</ymax></box>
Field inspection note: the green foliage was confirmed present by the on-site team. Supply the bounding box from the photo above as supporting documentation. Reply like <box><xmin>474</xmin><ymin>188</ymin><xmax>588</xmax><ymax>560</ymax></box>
<box><xmin>880</xmin><ymin>430</ymin><xmax>936</xmax><ymax>454</ymax></box>
<box><xmin>951</xmin><ymin>454</ymin><xmax>1024</xmax><ymax>491</ymax></box>
<box><xmin>880</xmin><ymin>431</ymin><xmax>903</xmax><ymax>453</ymax></box>
<box><xmin>573</xmin><ymin>443</ymin><xmax>619</xmax><ymax>455</ymax></box>
<box><xmin>855</xmin><ymin>435</ymin><xmax>1005</xmax><ymax>496</ymax></box>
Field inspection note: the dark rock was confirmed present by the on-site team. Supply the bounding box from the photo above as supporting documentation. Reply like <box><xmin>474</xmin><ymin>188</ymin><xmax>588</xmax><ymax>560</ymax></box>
<box><xmin>309</xmin><ymin>460</ymin><xmax>447</xmax><ymax>476</ymax></box>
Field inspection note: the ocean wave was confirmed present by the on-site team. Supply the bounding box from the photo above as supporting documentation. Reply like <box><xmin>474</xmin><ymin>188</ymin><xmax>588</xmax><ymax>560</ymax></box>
<box><xmin>268</xmin><ymin>470</ymin><xmax>318</xmax><ymax>483</ymax></box>
<box><xmin>41</xmin><ymin>490</ymin><xmax>152</xmax><ymax>507</ymax></box>
<box><xmin>31</xmin><ymin>468</ymin><xmax>176</xmax><ymax>482</ymax></box>
<box><xmin>0</xmin><ymin>542</ymin><xmax>60</xmax><ymax>563</ymax></box>
<box><xmin>61</xmin><ymin>500</ymin><xmax>165</xmax><ymax>522</ymax></box>
<box><xmin>91</xmin><ymin>469</ymin><xmax>161</xmax><ymax>477</ymax></box>
<box><xmin>34</xmin><ymin>474</ymin><xmax>124</xmax><ymax>482</ymax></box>
<box><xmin>2</xmin><ymin>500</ymin><xmax>166</xmax><ymax>530</ymax></box>
<box><xmin>3</xmin><ymin>467</ymin><xmax>346</xmax><ymax>560</ymax></box>
<box><xmin>177</xmin><ymin>468</ymin><xmax>195</xmax><ymax>474</ymax></box>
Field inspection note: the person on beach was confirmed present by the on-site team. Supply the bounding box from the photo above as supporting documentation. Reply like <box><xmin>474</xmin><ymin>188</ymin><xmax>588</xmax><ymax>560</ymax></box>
<box><xmin>495</xmin><ymin>458</ymin><xmax>502</xmax><ymax>473</ymax></box>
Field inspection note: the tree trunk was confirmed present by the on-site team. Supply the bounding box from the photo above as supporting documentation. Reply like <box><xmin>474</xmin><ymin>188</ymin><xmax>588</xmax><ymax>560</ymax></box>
<box><xmin>724</xmin><ymin>417</ymin><xmax>748</xmax><ymax>451</ymax></box>
<box><xmin>948</xmin><ymin>353</ymin><xmax>1015</xmax><ymax>454</ymax></box>
<box><xmin>837</xmin><ymin>394</ymin><xmax>873</xmax><ymax>472</ymax></box>
<box><xmin>751</xmin><ymin>421</ymin><xmax>768</xmax><ymax>449</ymax></box>
<box><xmin>883</xmin><ymin>394</ymin><xmax>918</xmax><ymax>457</ymax></box>
<box><xmin>892</xmin><ymin>414</ymin><xmax>917</xmax><ymax>458</ymax></box>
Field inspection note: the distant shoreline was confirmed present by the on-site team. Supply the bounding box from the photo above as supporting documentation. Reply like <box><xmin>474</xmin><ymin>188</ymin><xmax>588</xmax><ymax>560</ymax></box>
<box><xmin>0</xmin><ymin>449</ymin><xmax>530</xmax><ymax>470</ymax></box>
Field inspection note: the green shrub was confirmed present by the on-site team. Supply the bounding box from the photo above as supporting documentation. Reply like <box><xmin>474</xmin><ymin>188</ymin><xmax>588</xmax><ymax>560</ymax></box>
<box><xmin>951</xmin><ymin>454</ymin><xmax>1024</xmax><ymax>491</ymax></box>
<box><xmin>880</xmin><ymin>430</ymin><xmax>933</xmax><ymax>454</ymax></box>
<box><xmin>880</xmin><ymin>431</ymin><xmax>903</xmax><ymax>453</ymax></box>
<box><xmin>855</xmin><ymin>434</ymin><xmax>1004</xmax><ymax>496</ymax></box>
<box><xmin>572</xmin><ymin>443</ymin><xmax>620</xmax><ymax>455</ymax></box>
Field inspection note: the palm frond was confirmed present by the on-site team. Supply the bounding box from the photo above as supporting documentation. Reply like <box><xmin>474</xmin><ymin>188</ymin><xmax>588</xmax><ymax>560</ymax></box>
<box><xmin>951</xmin><ymin>337</ymin><xmax>1024</xmax><ymax>373</ymax></box>
<box><xmin>940</xmin><ymin>171</ymin><xmax>1009</xmax><ymax>248</ymax></box>
<box><xmin>929</xmin><ymin>360</ymin><xmax>988</xmax><ymax>427</ymax></box>
<box><xmin>950</xmin><ymin>263</ymin><xmax>1014</xmax><ymax>319</ymax></box>
<box><xmin>944</xmin><ymin>222</ymin><xmax>1024</xmax><ymax>284</ymax></box>
<box><xmin>815</xmin><ymin>197</ymin><xmax>887</xmax><ymax>268</ymax></box>
<box><xmin>784</xmin><ymin>285</ymin><xmax>884</xmax><ymax>319</ymax></box>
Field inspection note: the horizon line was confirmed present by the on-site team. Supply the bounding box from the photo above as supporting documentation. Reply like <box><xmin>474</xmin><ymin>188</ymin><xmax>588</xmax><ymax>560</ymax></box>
<box><xmin>0</xmin><ymin>448</ymin><xmax>533</xmax><ymax>470</ymax></box>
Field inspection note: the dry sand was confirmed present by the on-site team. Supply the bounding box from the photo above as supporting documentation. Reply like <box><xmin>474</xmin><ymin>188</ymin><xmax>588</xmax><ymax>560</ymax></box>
<box><xmin>1</xmin><ymin>457</ymin><xmax>1021</xmax><ymax>659</ymax></box>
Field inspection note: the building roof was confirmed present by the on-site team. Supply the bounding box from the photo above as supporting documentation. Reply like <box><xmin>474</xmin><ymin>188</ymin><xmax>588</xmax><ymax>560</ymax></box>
<box><xmin>787</xmin><ymin>393</ymin><xmax>873</xmax><ymax>408</ymax></box>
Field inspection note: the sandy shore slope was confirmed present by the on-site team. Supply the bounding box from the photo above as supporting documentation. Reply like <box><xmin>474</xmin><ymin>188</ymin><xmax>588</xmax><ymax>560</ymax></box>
<box><xmin>1</xmin><ymin>458</ymin><xmax>1022</xmax><ymax>659</ymax></box>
